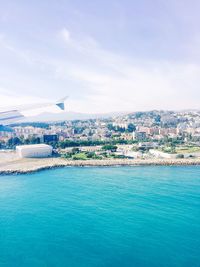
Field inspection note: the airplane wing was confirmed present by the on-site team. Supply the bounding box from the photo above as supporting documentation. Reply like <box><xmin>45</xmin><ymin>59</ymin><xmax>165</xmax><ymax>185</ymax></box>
<box><xmin>0</xmin><ymin>96</ymin><xmax>67</xmax><ymax>126</ymax></box>
<box><xmin>0</xmin><ymin>110</ymin><xmax>25</xmax><ymax>126</ymax></box>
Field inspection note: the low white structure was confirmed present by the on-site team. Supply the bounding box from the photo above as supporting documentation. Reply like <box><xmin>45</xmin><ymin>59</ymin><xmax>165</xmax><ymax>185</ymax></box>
<box><xmin>149</xmin><ymin>149</ymin><xmax>200</xmax><ymax>159</ymax></box>
<box><xmin>16</xmin><ymin>144</ymin><xmax>53</xmax><ymax>158</ymax></box>
<box><xmin>149</xmin><ymin>149</ymin><xmax>177</xmax><ymax>159</ymax></box>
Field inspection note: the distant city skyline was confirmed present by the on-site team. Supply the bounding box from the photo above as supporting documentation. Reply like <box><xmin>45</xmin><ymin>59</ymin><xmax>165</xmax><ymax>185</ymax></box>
<box><xmin>0</xmin><ymin>0</ymin><xmax>200</xmax><ymax>113</ymax></box>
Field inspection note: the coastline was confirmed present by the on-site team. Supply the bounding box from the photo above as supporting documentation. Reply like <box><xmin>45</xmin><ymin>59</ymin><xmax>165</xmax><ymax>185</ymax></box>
<box><xmin>1</xmin><ymin>157</ymin><xmax>200</xmax><ymax>174</ymax></box>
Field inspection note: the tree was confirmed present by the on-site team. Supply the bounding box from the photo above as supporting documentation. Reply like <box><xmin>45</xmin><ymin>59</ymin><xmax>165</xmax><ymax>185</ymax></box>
<box><xmin>177</xmin><ymin>154</ymin><xmax>184</xmax><ymax>159</ymax></box>
<box><xmin>71</xmin><ymin>147</ymin><xmax>80</xmax><ymax>154</ymax></box>
<box><xmin>102</xmin><ymin>145</ymin><xmax>117</xmax><ymax>152</ymax></box>
<box><xmin>155</xmin><ymin>115</ymin><xmax>161</xmax><ymax>123</ymax></box>
<box><xmin>7</xmin><ymin>137</ymin><xmax>22</xmax><ymax>147</ymax></box>
<box><xmin>127</xmin><ymin>123</ymin><xmax>136</xmax><ymax>133</ymax></box>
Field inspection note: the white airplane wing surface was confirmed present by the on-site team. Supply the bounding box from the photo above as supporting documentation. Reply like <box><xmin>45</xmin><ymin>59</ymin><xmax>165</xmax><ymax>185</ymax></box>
<box><xmin>0</xmin><ymin>96</ymin><xmax>67</xmax><ymax>126</ymax></box>
<box><xmin>0</xmin><ymin>110</ymin><xmax>25</xmax><ymax>126</ymax></box>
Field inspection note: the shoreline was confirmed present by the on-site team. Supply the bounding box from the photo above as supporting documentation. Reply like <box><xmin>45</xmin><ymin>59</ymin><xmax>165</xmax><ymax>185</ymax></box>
<box><xmin>1</xmin><ymin>157</ymin><xmax>200</xmax><ymax>174</ymax></box>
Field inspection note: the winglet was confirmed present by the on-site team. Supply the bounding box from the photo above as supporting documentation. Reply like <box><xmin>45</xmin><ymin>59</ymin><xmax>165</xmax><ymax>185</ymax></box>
<box><xmin>56</xmin><ymin>96</ymin><xmax>68</xmax><ymax>111</ymax></box>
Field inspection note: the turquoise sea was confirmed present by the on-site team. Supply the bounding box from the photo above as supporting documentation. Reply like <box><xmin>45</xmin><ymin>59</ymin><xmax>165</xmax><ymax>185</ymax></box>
<box><xmin>0</xmin><ymin>166</ymin><xmax>200</xmax><ymax>267</ymax></box>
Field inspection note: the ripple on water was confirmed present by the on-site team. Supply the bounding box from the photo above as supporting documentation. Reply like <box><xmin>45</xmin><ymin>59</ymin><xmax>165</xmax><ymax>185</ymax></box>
<box><xmin>0</xmin><ymin>166</ymin><xmax>200</xmax><ymax>267</ymax></box>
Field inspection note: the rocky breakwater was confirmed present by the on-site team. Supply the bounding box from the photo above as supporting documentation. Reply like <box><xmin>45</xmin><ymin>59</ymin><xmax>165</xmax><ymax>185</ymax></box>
<box><xmin>1</xmin><ymin>157</ymin><xmax>200</xmax><ymax>175</ymax></box>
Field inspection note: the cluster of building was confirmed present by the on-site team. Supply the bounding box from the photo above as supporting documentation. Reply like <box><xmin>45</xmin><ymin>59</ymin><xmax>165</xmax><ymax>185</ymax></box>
<box><xmin>1</xmin><ymin>110</ymin><xmax>200</xmax><ymax>158</ymax></box>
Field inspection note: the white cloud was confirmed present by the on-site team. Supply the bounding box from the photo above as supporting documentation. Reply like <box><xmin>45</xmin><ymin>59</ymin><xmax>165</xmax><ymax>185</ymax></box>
<box><xmin>1</xmin><ymin>29</ymin><xmax>200</xmax><ymax>114</ymax></box>
<box><xmin>60</xmin><ymin>28</ymin><xmax>71</xmax><ymax>43</ymax></box>
<box><xmin>58</xmin><ymin>30</ymin><xmax>200</xmax><ymax>112</ymax></box>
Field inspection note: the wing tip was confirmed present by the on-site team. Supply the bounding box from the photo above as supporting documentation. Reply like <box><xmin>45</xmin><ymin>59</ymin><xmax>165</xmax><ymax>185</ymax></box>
<box><xmin>56</xmin><ymin>96</ymin><xmax>68</xmax><ymax>110</ymax></box>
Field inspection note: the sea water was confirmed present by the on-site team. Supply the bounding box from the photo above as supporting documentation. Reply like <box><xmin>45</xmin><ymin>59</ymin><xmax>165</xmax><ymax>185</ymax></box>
<box><xmin>0</xmin><ymin>166</ymin><xmax>200</xmax><ymax>267</ymax></box>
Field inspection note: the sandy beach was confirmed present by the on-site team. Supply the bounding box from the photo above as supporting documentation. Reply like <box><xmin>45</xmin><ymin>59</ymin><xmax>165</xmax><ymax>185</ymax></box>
<box><xmin>1</xmin><ymin>155</ymin><xmax>200</xmax><ymax>174</ymax></box>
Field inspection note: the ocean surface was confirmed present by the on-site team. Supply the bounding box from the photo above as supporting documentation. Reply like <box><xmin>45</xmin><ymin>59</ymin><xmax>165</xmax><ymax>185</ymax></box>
<box><xmin>0</xmin><ymin>166</ymin><xmax>200</xmax><ymax>267</ymax></box>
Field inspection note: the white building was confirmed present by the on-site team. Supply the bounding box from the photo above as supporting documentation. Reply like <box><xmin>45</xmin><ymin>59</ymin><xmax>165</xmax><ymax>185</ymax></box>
<box><xmin>16</xmin><ymin>144</ymin><xmax>53</xmax><ymax>158</ymax></box>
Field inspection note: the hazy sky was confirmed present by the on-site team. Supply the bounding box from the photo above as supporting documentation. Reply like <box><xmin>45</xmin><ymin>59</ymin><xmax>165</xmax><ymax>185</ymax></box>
<box><xmin>0</xmin><ymin>0</ymin><xmax>200</xmax><ymax>113</ymax></box>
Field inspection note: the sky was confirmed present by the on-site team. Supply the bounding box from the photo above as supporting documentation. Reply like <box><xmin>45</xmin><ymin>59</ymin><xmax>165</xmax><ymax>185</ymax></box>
<box><xmin>0</xmin><ymin>0</ymin><xmax>200</xmax><ymax>113</ymax></box>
